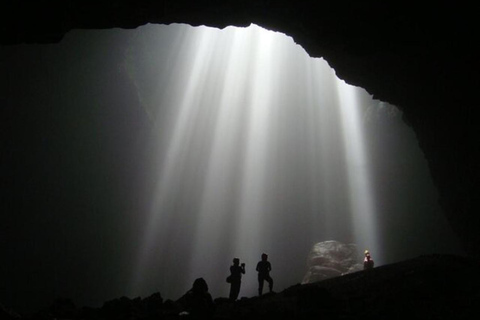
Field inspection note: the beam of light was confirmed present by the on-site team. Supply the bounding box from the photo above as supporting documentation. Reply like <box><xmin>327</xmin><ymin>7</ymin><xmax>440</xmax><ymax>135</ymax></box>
<box><xmin>128</xmin><ymin>23</ymin><xmax>384</xmax><ymax>300</ymax></box>
<box><xmin>187</xmin><ymin>26</ymin><xmax>272</xmax><ymax>297</ymax></box>
<box><xmin>130</xmin><ymin>26</ymin><xmax>221</xmax><ymax>296</ymax></box>
<box><xmin>335</xmin><ymin>79</ymin><xmax>381</xmax><ymax>261</ymax></box>
<box><xmin>226</xmin><ymin>27</ymin><xmax>277</xmax><ymax>296</ymax></box>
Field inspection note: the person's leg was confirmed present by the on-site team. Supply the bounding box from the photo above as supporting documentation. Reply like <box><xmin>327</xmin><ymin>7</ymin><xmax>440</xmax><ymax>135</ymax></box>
<box><xmin>230</xmin><ymin>281</ymin><xmax>240</xmax><ymax>301</ymax></box>
<box><xmin>266</xmin><ymin>275</ymin><xmax>273</xmax><ymax>292</ymax></box>
<box><xmin>229</xmin><ymin>283</ymin><xmax>235</xmax><ymax>300</ymax></box>
<box><xmin>258</xmin><ymin>275</ymin><xmax>264</xmax><ymax>296</ymax></box>
<box><xmin>265</xmin><ymin>275</ymin><xmax>273</xmax><ymax>292</ymax></box>
<box><xmin>233</xmin><ymin>281</ymin><xmax>241</xmax><ymax>300</ymax></box>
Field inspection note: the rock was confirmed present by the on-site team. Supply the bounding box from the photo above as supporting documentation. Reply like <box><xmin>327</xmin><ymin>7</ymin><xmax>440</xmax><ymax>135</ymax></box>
<box><xmin>49</xmin><ymin>298</ymin><xmax>77</xmax><ymax>319</ymax></box>
<box><xmin>0</xmin><ymin>303</ymin><xmax>21</xmax><ymax>319</ymax></box>
<box><xmin>99</xmin><ymin>292</ymin><xmax>164</xmax><ymax>320</ymax></box>
<box><xmin>302</xmin><ymin>240</ymin><xmax>363</xmax><ymax>284</ymax></box>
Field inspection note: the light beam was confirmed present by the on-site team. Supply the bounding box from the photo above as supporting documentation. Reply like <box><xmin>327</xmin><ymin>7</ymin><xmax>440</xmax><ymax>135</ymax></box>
<box><xmin>129</xmin><ymin>23</ymin><xmax>384</xmax><ymax>300</ymax></box>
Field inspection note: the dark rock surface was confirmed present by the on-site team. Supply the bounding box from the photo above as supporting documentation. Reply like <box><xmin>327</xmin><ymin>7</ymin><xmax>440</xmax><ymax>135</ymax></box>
<box><xmin>8</xmin><ymin>254</ymin><xmax>479</xmax><ymax>319</ymax></box>
<box><xmin>1</xmin><ymin>1</ymin><xmax>478</xmax><ymax>258</ymax></box>
<box><xmin>1</xmin><ymin>303</ymin><xmax>21</xmax><ymax>319</ymax></box>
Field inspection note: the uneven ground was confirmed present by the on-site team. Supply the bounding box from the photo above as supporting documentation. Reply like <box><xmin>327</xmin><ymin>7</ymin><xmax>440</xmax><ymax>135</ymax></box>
<box><xmin>3</xmin><ymin>254</ymin><xmax>479</xmax><ymax>319</ymax></box>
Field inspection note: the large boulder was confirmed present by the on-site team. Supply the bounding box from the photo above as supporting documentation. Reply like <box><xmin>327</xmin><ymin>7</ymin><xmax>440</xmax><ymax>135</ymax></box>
<box><xmin>302</xmin><ymin>240</ymin><xmax>363</xmax><ymax>284</ymax></box>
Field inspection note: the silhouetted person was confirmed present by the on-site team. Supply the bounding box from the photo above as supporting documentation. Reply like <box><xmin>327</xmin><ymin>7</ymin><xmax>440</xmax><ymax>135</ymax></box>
<box><xmin>256</xmin><ymin>253</ymin><xmax>273</xmax><ymax>295</ymax></box>
<box><xmin>364</xmin><ymin>250</ymin><xmax>374</xmax><ymax>270</ymax></box>
<box><xmin>183</xmin><ymin>277</ymin><xmax>214</xmax><ymax>318</ymax></box>
<box><xmin>228</xmin><ymin>258</ymin><xmax>246</xmax><ymax>301</ymax></box>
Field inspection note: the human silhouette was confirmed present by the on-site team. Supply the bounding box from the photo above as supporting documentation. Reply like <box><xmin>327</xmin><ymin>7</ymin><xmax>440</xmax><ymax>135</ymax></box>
<box><xmin>183</xmin><ymin>277</ymin><xmax>215</xmax><ymax>318</ymax></box>
<box><xmin>363</xmin><ymin>250</ymin><xmax>374</xmax><ymax>270</ymax></box>
<box><xmin>256</xmin><ymin>253</ymin><xmax>273</xmax><ymax>295</ymax></box>
<box><xmin>228</xmin><ymin>258</ymin><xmax>246</xmax><ymax>301</ymax></box>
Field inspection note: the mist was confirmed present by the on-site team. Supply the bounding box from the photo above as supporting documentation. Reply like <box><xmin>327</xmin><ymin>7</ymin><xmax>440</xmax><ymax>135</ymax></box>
<box><xmin>0</xmin><ymin>23</ymin><xmax>464</xmax><ymax>314</ymax></box>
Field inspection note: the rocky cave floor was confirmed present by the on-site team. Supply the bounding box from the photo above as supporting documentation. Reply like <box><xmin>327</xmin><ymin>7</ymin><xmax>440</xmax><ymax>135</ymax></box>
<box><xmin>3</xmin><ymin>254</ymin><xmax>480</xmax><ymax>320</ymax></box>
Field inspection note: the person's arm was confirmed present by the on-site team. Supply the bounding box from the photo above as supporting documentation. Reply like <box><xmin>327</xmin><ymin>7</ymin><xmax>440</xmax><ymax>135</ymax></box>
<box><xmin>241</xmin><ymin>264</ymin><xmax>246</xmax><ymax>274</ymax></box>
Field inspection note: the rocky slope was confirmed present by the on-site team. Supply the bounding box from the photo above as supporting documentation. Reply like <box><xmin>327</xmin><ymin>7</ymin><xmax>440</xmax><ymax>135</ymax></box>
<box><xmin>6</xmin><ymin>254</ymin><xmax>478</xmax><ymax>320</ymax></box>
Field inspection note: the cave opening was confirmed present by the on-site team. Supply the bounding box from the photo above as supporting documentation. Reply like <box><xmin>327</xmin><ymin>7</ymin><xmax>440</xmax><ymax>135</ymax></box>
<box><xmin>125</xmin><ymin>23</ymin><xmax>464</xmax><ymax>301</ymax></box>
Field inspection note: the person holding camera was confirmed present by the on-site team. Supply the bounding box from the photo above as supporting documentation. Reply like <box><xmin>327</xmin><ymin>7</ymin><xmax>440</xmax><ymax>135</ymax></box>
<box><xmin>228</xmin><ymin>258</ymin><xmax>246</xmax><ymax>301</ymax></box>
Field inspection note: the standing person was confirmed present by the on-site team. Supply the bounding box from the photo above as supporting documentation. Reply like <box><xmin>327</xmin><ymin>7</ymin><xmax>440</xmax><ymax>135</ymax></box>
<box><xmin>256</xmin><ymin>253</ymin><xmax>273</xmax><ymax>296</ymax></box>
<box><xmin>363</xmin><ymin>250</ymin><xmax>374</xmax><ymax>270</ymax></box>
<box><xmin>229</xmin><ymin>258</ymin><xmax>246</xmax><ymax>301</ymax></box>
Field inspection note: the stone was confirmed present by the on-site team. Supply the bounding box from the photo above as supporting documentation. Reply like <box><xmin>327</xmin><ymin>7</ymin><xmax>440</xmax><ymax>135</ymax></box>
<box><xmin>302</xmin><ymin>240</ymin><xmax>363</xmax><ymax>284</ymax></box>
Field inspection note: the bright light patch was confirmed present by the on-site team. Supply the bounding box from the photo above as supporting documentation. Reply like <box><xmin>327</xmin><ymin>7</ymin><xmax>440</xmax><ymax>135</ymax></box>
<box><xmin>128</xmin><ymin>23</ymin><xmax>383</xmax><ymax>300</ymax></box>
<box><xmin>335</xmin><ymin>79</ymin><xmax>380</xmax><ymax>260</ymax></box>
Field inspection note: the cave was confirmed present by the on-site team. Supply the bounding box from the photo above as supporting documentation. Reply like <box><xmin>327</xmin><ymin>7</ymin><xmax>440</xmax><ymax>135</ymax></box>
<box><xmin>2</xmin><ymin>0</ymin><xmax>477</xmax><ymax>260</ymax></box>
<box><xmin>1</xmin><ymin>1</ymin><xmax>479</xmax><ymax>317</ymax></box>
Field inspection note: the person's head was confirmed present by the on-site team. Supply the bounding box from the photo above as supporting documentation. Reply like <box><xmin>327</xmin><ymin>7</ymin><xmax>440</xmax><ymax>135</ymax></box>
<box><xmin>192</xmin><ymin>277</ymin><xmax>208</xmax><ymax>293</ymax></box>
<box><xmin>364</xmin><ymin>250</ymin><xmax>371</xmax><ymax>259</ymax></box>
<box><xmin>261</xmin><ymin>253</ymin><xmax>268</xmax><ymax>261</ymax></box>
<box><xmin>233</xmin><ymin>258</ymin><xmax>240</xmax><ymax>265</ymax></box>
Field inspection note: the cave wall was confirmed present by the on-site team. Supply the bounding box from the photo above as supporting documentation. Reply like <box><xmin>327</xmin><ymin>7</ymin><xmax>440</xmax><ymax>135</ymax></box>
<box><xmin>2</xmin><ymin>1</ymin><xmax>478</xmax><ymax>255</ymax></box>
